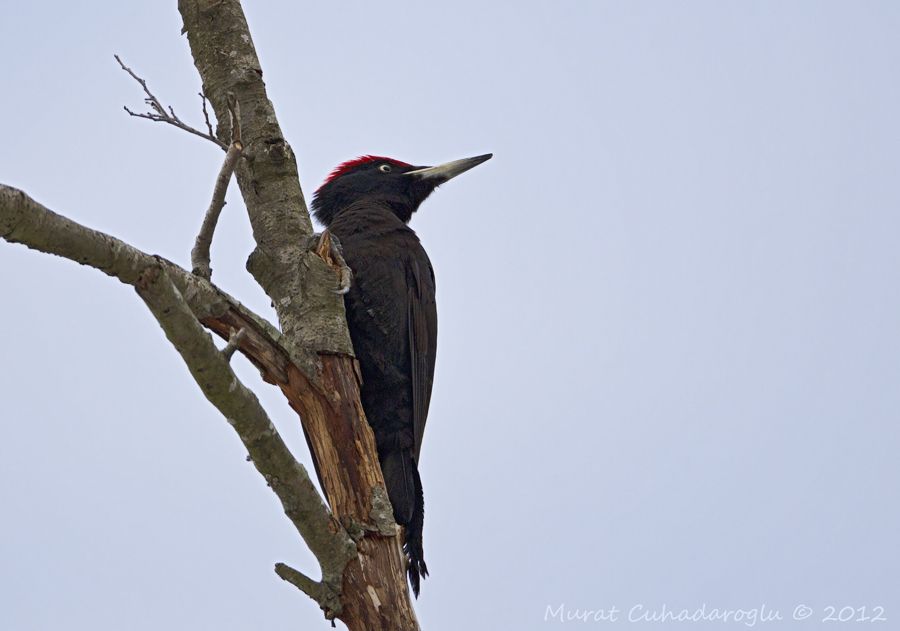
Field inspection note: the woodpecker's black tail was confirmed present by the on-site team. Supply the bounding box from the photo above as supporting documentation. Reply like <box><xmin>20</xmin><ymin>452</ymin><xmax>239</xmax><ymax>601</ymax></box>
<box><xmin>381</xmin><ymin>448</ymin><xmax>428</xmax><ymax>597</ymax></box>
<box><xmin>405</xmin><ymin>463</ymin><xmax>428</xmax><ymax>597</ymax></box>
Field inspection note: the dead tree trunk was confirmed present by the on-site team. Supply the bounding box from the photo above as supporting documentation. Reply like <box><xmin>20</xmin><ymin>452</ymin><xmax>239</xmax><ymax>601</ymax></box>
<box><xmin>1</xmin><ymin>1</ymin><xmax>421</xmax><ymax>629</ymax></box>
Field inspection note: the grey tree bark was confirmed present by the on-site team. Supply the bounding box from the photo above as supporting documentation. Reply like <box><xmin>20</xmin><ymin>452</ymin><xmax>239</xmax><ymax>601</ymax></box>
<box><xmin>0</xmin><ymin>2</ymin><xmax>421</xmax><ymax>629</ymax></box>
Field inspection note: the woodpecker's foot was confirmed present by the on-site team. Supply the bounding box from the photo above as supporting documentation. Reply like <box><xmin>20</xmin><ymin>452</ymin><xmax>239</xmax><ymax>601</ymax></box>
<box><xmin>309</xmin><ymin>230</ymin><xmax>353</xmax><ymax>294</ymax></box>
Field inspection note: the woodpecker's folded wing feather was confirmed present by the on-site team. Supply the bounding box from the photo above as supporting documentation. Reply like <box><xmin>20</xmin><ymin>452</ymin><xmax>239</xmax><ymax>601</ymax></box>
<box><xmin>407</xmin><ymin>258</ymin><xmax>437</xmax><ymax>463</ymax></box>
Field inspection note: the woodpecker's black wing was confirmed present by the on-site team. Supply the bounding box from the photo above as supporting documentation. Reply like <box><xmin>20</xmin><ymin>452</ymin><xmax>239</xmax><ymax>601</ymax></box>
<box><xmin>408</xmin><ymin>257</ymin><xmax>437</xmax><ymax>463</ymax></box>
<box><xmin>401</xmin><ymin>249</ymin><xmax>436</xmax><ymax>594</ymax></box>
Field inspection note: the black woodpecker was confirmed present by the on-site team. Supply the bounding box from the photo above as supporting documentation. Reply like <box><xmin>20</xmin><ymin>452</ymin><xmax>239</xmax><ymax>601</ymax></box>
<box><xmin>311</xmin><ymin>153</ymin><xmax>492</xmax><ymax>596</ymax></box>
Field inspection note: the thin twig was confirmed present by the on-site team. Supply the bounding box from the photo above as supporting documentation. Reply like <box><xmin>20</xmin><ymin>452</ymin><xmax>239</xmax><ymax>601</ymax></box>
<box><xmin>275</xmin><ymin>563</ymin><xmax>324</xmax><ymax>603</ymax></box>
<box><xmin>115</xmin><ymin>54</ymin><xmax>228</xmax><ymax>150</ymax></box>
<box><xmin>200</xmin><ymin>92</ymin><xmax>215</xmax><ymax>138</ymax></box>
<box><xmin>222</xmin><ymin>327</ymin><xmax>246</xmax><ymax>361</ymax></box>
<box><xmin>226</xmin><ymin>91</ymin><xmax>242</xmax><ymax>145</ymax></box>
<box><xmin>191</xmin><ymin>92</ymin><xmax>243</xmax><ymax>279</ymax></box>
<box><xmin>274</xmin><ymin>562</ymin><xmax>342</xmax><ymax>621</ymax></box>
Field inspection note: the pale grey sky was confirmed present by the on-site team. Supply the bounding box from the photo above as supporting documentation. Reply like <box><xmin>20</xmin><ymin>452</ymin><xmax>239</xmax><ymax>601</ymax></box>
<box><xmin>1</xmin><ymin>2</ymin><xmax>898</xmax><ymax>630</ymax></box>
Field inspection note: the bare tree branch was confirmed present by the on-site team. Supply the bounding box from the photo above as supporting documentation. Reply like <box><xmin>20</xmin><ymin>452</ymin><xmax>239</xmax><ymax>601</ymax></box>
<box><xmin>0</xmin><ymin>183</ymin><xmax>357</xmax><ymax>615</ymax></box>
<box><xmin>115</xmin><ymin>54</ymin><xmax>228</xmax><ymax>150</ymax></box>
<box><xmin>191</xmin><ymin>92</ymin><xmax>243</xmax><ymax>278</ymax></box>
<box><xmin>1</xmin><ymin>184</ymin><xmax>255</xmax><ymax>330</ymax></box>
<box><xmin>135</xmin><ymin>264</ymin><xmax>355</xmax><ymax>610</ymax></box>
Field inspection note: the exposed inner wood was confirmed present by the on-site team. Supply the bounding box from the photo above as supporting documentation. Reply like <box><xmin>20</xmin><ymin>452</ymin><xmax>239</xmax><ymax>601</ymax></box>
<box><xmin>201</xmin><ymin>306</ymin><xmax>419</xmax><ymax>630</ymax></box>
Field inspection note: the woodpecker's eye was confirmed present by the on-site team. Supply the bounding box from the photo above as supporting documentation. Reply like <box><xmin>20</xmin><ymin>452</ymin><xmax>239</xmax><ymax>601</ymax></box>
<box><xmin>379</xmin><ymin>164</ymin><xmax>392</xmax><ymax>173</ymax></box>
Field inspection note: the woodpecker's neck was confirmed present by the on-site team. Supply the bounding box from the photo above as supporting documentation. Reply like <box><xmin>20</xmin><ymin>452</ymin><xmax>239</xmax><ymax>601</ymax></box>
<box><xmin>312</xmin><ymin>191</ymin><xmax>417</xmax><ymax>227</ymax></box>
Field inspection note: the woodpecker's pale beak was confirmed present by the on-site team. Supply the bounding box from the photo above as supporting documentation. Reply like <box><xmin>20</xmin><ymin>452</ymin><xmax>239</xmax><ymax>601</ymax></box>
<box><xmin>405</xmin><ymin>153</ymin><xmax>493</xmax><ymax>182</ymax></box>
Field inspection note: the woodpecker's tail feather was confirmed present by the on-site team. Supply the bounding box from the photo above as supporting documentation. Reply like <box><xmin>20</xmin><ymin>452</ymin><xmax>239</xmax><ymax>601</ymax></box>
<box><xmin>405</xmin><ymin>462</ymin><xmax>428</xmax><ymax>597</ymax></box>
<box><xmin>381</xmin><ymin>449</ymin><xmax>428</xmax><ymax>597</ymax></box>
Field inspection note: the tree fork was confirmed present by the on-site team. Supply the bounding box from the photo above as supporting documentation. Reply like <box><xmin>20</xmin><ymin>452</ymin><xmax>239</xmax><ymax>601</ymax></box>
<box><xmin>177</xmin><ymin>1</ymin><xmax>420</xmax><ymax>628</ymax></box>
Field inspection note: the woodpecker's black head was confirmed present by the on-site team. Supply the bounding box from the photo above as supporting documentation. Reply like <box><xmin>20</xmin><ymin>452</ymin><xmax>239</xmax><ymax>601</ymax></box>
<box><xmin>311</xmin><ymin>153</ymin><xmax>492</xmax><ymax>226</ymax></box>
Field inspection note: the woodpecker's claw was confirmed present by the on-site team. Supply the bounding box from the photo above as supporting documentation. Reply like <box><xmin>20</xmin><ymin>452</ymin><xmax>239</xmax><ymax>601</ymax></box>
<box><xmin>334</xmin><ymin>267</ymin><xmax>352</xmax><ymax>295</ymax></box>
<box><xmin>310</xmin><ymin>230</ymin><xmax>353</xmax><ymax>295</ymax></box>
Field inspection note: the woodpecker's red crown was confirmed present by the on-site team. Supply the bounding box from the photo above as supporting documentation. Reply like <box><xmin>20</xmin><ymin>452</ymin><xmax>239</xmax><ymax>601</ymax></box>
<box><xmin>317</xmin><ymin>156</ymin><xmax>413</xmax><ymax>193</ymax></box>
